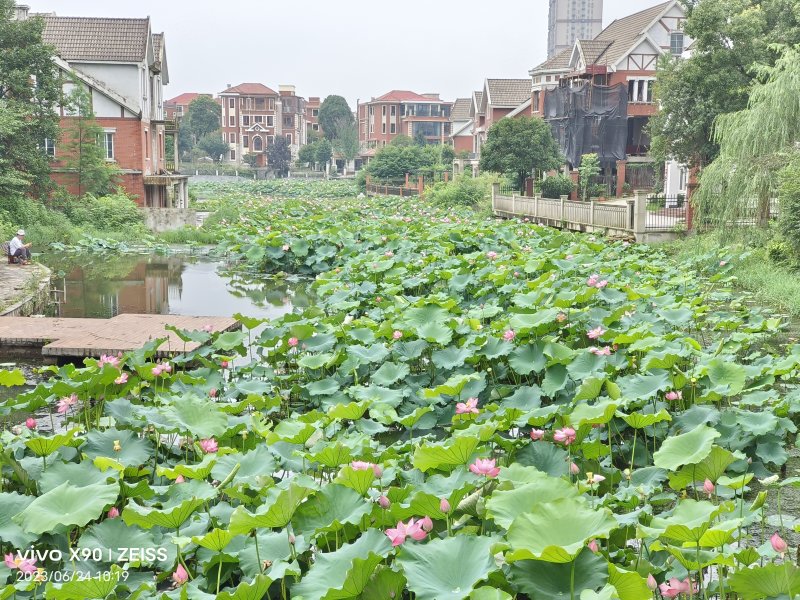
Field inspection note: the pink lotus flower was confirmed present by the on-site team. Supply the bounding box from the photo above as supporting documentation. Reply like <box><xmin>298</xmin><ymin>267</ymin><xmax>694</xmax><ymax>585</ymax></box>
<box><xmin>152</xmin><ymin>365</ymin><xmax>163</xmax><ymax>377</ymax></box>
<box><xmin>589</xmin><ymin>346</ymin><xmax>611</xmax><ymax>356</ymax></box>
<box><xmin>646</xmin><ymin>574</ymin><xmax>657</xmax><ymax>591</ymax></box>
<box><xmin>595</xmin><ymin>280</ymin><xmax>609</xmax><ymax>289</ymax></box>
<box><xmin>586</xmin><ymin>472</ymin><xmax>605</xmax><ymax>486</ymax></box>
<box><xmin>202</xmin><ymin>324</ymin><xmax>214</xmax><ymax>333</ymax></box>
<box><xmin>456</xmin><ymin>397</ymin><xmax>479</xmax><ymax>415</ymax></box>
<box><xmin>378</xmin><ymin>495</ymin><xmax>391</xmax><ymax>509</ymax></box>
<box><xmin>440</xmin><ymin>498</ymin><xmax>451</xmax><ymax>513</ymax></box>
<box><xmin>282</xmin><ymin>244</ymin><xmax>290</xmax><ymax>252</ymax></box>
<box><xmin>503</xmin><ymin>329</ymin><xmax>516</xmax><ymax>342</ymax></box>
<box><xmin>175</xmin><ymin>475</ymin><xmax>185</xmax><ymax>484</ymax></box>
<box><xmin>719</xmin><ymin>260</ymin><xmax>727</xmax><ymax>266</ymax></box>
<box><xmin>587</xmin><ymin>274</ymin><xmax>599</xmax><ymax>287</ymax></box>
<box><xmin>556</xmin><ymin>312</ymin><xmax>567</xmax><ymax>323</ymax></box>
<box><xmin>4</xmin><ymin>553</ymin><xmax>37</xmax><ymax>574</ymax></box>
<box><xmin>405</xmin><ymin>518</ymin><xmax>428</xmax><ymax>541</ymax></box>
<box><xmin>530</xmin><ymin>429</ymin><xmax>544</xmax><ymax>441</ymax></box>
<box><xmin>659</xmin><ymin>578</ymin><xmax>696</xmax><ymax>598</ymax></box>
<box><xmin>665</xmin><ymin>390</ymin><xmax>682</xmax><ymax>401</ymax></box>
<box><xmin>587</xmin><ymin>539</ymin><xmax>599</xmax><ymax>553</ymax></box>
<box><xmin>209</xmin><ymin>388</ymin><xmax>218</xmax><ymax>398</ymax></box>
<box><xmin>553</xmin><ymin>427</ymin><xmax>577</xmax><ymax>445</ymax></box>
<box><xmin>384</xmin><ymin>251</ymin><xmax>394</xmax><ymax>257</ymax></box>
<box><xmin>385</xmin><ymin>518</ymin><xmax>429</xmax><ymax>546</ymax></box>
<box><xmin>57</xmin><ymin>393</ymin><xmax>78</xmax><ymax>414</ymax></box>
<box><xmin>99</xmin><ymin>354</ymin><xmax>121</xmax><ymax>368</ymax></box>
<box><xmin>288</xmin><ymin>337</ymin><xmax>299</xmax><ymax>347</ymax></box>
<box><xmin>469</xmin><ymin>458</ymin><xmax>500</xmax><ymax>478</ymax></box>
<box><xmin>771</xmin><ymin>532</ymin><xmax>788</xmax><ymax>555</ymax></box>
<box><xmin>220</xmin><ymin>360</ymin><xmax>229</xmax><ymax>369</ymax></box>
<box><xmin>372</xmin><ymin>464</ymin><xmax>383</xmax><ymax>478</ymax></box>
<box><xmin>25</xmin><ymin>417</ymin><xmax>36</xmax><ymax>429</ymax></box>
<box><xmin>350</xmin><ymin>461</ymin><xmax>373</xmax><ymax>471</ymax></box>
<box><xmin>419</xmin><ymin>516</ymin><xmax>433</xmax><ymax>532</ymax></box>
<box><xmin>161</xmin><ymin>362</ymin><xmax>172</xmax><ymax>373</ymax></box>
<box><xmin>172</xmin><ymin>563</ymin><xmax>188</xmax><ymax>586</ymax></box>
<box><xmin>114</xmin><ymin>372</ymin><xmax>129</xmax><ymax>385</ymax></box>
<box><xmin>587</xmin><ymin>326</ymin><xmax>606</xmax><ymax>340</ymax></box>
<box><xmin>108</xmin><ymin>507</ymin><xmax>120</xmax><ymax>518</ymax></box>
<box><xmin>199</xmin><ymin>438</ymin><xmax>218</xmax><ymax>453</ymax></box>
<box><xmin>570</xmin><ymin>462</ymin><xmax>580</xmax><ymax>475</ymax></box>
<box><xmin>393</xmin><ymin>330</ymin><xmax>403</xmax><ymax>340</ymax></box>
<box><xmin>486</xmin><ymin>251</ymin><xmax>498</xmax><ymax>260</ymax></box>
<box><xmin>703</xmin><ymin>478</ymin><xmax>715</xmax><ymax>497</ymax></box>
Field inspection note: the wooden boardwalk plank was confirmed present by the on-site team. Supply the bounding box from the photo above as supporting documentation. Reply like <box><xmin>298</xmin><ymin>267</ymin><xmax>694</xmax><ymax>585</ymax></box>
<box><xmin>0</xmin><ymin>314</ymin><xmax>240</xmax><ymax>358</ymax></box>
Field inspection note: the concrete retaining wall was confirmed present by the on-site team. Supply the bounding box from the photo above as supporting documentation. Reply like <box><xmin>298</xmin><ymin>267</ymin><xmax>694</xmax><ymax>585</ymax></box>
<box><xmin>0</xmin><ymin>264</ymin><xmax>52</xmax><ymax>317</ymax></box>
<box><xmin>141</xmin><ymin>208</ymin><xmax>198</xmax><ymax>233</ymax></box>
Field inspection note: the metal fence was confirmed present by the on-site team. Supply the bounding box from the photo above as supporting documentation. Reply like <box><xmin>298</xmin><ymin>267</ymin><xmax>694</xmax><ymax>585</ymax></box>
<box><xmin>625</xmin><ymin>165</ymin><xmax>656</xmax><ymax>190</ymax></box>
<box><xmin>644</xmin><ymin>194</ymin><xmax>688</xmax><ymax>231</ymax></box>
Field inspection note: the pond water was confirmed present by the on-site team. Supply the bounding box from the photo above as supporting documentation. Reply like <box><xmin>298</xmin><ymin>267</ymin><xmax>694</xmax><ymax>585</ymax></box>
<box><xmin>0</xmin><ymin>252</ymin><xmax>315</xmax><ymax>408</ymax></box>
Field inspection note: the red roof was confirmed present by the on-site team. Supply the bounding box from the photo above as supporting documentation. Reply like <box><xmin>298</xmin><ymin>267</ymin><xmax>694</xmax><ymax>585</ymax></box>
<box><xmin>165</xmin><ymin>92</ymin><xmax>209</xmax><ymax>106</ymax></box>
<box><xmin>220</xmin><ymin>83</ymin><xmax>278</xmax><ymax>96</ymax></box>
<box><xmin>373</xmin><ymin>90</ymin><xmax>444</xmax><ymax>103</ymax></box>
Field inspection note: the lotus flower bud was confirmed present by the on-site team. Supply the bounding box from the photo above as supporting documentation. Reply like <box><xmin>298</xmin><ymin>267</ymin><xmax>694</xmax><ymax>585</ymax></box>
<box><xmin>439</xmin><ymin>498</ymin><xmax>451</xmax><ymax>513</ymax></box>
<box><xmin>378</xmin><ymin>495</ymin><xmax>391</xmax><ymax>509</ymax></box>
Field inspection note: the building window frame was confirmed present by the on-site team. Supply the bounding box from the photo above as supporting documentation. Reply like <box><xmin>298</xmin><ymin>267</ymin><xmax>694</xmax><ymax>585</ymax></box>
<box><xmin>243</xmin><ymin>135</ymin><xmax>249</xmax><ymax>148</ymax></box>
<box><xmin>102</xmin><ymin>130</ymin><xmax>115</xmax><ymax>161</ymax></box>
<box><xmin>228</xmin><ymin>97</ymin><xmax>235</xmax><ymax>109</ymax></box>
<box><xmin>670</xmin><ymin>31</ymin><xmax>685</xmax><ymax>56</ymax></box>
<box><xmin>43</xmin><ymin>137</ymin><xmax>55</xmax><ymax>158</ymax></box>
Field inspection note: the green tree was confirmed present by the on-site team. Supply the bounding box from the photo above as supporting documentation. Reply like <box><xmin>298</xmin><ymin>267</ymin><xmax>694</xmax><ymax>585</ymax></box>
<box><xmin>180</xmin><ymin>96</ymin><xmax>221</xmax><ymax>153</ymax></box>
<box><xmin>318</xmin><ymin>95</ymin><xmax>353</xmax><ymax>140</ymax></box>
<box><xmin>778</xmin><ymin>152</ymin><xmax>800</xmax><ymax>254</ymax></box>
<box><xmin>267</xmin><ymin>137</ymin><xmax>292</xmax><ymax>177</ymax></box>
<box><xmin>479</xmin><ymin>116</ymin><xmax>562</xmax><ymax>192</ymax></box>
<box><xmin>413</xmin><ymin>131</ymin><xmax>427</xmax><ymax>146</ymax></box>
<box><xmin>390</xmin><ymin>135</ymin><xmax>413</xmax><ymax>147</ymax></box>
<box><xmin>315</xmin><ymin>138</ymin><xmax>333</xmax><ymax>167</ymax></box>
<box><xmin>365</xmin><ymin>145</ymin><xmax>438</xmax><ymax>181</ymax></box>
<box><xmin>650</xmin><ymin>0</ymin><xmax>800</xmax><ymax>168</ymax></box>
<box><xmin>197</xmin><ymin>132</ymin><xmax>228</xmax><ymax>163</ymax></box>
<box><xmin>578</xmin><ymin>153</ymin><xmax>601</xmax><ymax>201</ymax></box>
<box><xmin>61</xmin><ymin>83</ymin><xmax>120</xmax><ymax>197</ymax></box>
<box><xmin>693</xmin><ymin>47</ymin><xmax>800</xmax><ymax>227</ymax></box>
<box><xmin>331</xmin><ymin>117</ymin><xmax>360</xmax><ymax>165</ymax></box>
<box><xmin>0</xmin><ymin>0</ymin><xmax>60</xmax><ymax>200</ymax></box>
<box><xmin>298</xmin><ymin>142</ymin><xmax>316</xmax><ymax>166</ymax></box>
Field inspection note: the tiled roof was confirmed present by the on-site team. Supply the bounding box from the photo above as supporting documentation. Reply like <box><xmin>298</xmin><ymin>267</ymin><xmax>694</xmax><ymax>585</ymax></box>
<box><xmin>485</xmin><ymin>79</ymin><xmax>531</xmax><ymax>107</ymax></box>
<box><xmin>530</xmin><ymin>47</ymin><xmax>572</xmax><ymax>74</ymax></box>
<box><xmin>593</xmin><ymin>2</ymin><xmax>671</xmax><ymax>66</ymax></box>
<box><xmin>577</xmin><ymin>39</ymin><xmax>613</xmax><ymax>65</ymax></box>
<box><xmin>471</xmin><ymin>91</ymin><xmax>484</xmax><ymax>115</ymax></box>
<box><xmin>450</xmin><ymin>98</ymin><xmax>472</xmax><ymax>121</ymax></box>
<box><xmin>221</xmin><ymin>83</ymin><xmax>278</xmax><ymax>96</ymax></box>
<box><xmin>152</xmin><ymin>33</ymin><xmax>163</xmax><ymax>60</ymax></box>
<box><xmin>166</xmin><ymin>92</ymin><xmax>209</xmax><ymax>106</ymax></box>
<box><xmin>373</xmin><ymin>90</ymin><xmax>444</xmax><ymax>103</ymax></box>
<box><xmin>40</xmin><ymin>15</ymin><xmax>150</xmax><ymax>62</ymax></box>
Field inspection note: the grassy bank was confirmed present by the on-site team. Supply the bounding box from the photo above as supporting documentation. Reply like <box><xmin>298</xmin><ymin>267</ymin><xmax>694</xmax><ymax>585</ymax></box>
<box><xmin>663</xmin><ymin>230</ymin><xmax>800</xmax><ymax>316</ymax></box>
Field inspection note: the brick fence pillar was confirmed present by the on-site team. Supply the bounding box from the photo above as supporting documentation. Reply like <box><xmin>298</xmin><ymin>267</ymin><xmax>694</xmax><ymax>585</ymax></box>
<box><xmin>616</xmin><ymin>160</ymin><xmax>627</xmax><ymax>197</ymax></box>
<box><xmin>569</xmin><ymin>170</ymin><xmax>580</xmax><ymax>201</ymax></box>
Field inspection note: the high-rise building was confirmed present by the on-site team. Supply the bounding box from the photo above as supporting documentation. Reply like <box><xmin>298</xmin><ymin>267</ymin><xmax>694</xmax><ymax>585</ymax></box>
<box><xmin>547</xmin><ymin>0</ymin><xmax>603</xmax><ymax>58</ymax></box>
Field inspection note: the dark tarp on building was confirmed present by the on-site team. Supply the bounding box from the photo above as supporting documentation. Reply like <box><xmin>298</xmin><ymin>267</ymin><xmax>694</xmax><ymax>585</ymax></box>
<box><xmin>543</xmin><ymin>82</ymin><xmax>628</xmax><ymax>168</ymax></box>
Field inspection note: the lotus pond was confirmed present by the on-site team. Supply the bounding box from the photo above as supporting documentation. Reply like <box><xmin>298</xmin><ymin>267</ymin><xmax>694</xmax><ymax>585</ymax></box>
<box><xmin>1</xmin><ymin>194</ymin><xmax>799</xmax><ymax>599</ymax></box>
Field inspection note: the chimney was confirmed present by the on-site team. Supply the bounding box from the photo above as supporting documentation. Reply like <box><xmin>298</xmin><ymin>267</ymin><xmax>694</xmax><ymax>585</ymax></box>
<box><xmin>279</xmin><ymin>84</ymin><xmax>296</xmax><ymax>97</ymax></box>
<box><xmin>13</xmin><ymin>4</ymin><xmax>30</xmax><ymax>20</ymax></box>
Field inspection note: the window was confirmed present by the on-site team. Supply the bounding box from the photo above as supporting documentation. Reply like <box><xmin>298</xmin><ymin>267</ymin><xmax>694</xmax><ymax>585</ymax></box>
<box><xmin>390</xmin><ymin>123</ymin><xmax>396</xmax><ymax>134</ymax></box>
<box><xmin>285</xmin><ymin>133</ymin><xmax>293</xmax><ymax>144</ymax></box>
<box><xmin>230</xmin><ymin>133</ymin><xmax>237</xmax><ymax>144</ymax></box>
<box><xmin>229</xmin><ymin>115</ymin><xmax>235</xmax><ymax>126</ymax></box>
<box><xmin>245</xmin><ymin>97</ymin><xmax>253</xmax><ymax>109</ymax></box>
<box><xmin>670</xmin><ymin>32</ymin><xmax>684</xmax><ymax>56</ymax></box>
<box><xmin>228</xmin><ymin>98</ymin><xmax>235</xmax><ymax>109</ymax></box>
<box><xmin>255</xmin><ymin>97</ymin><xmax>265</xmax><ymax>110</ymax></box>
<box><xmin>176</xmin><ymin>105</ymin><xmax>184</xmax><ymax>116</ymax></box>
<box><xmin>102</xmin><ymin>132</ymin><xmax>115</xmax><ymax>160</ymax></box>
<box><xmin>144</xmin><ymin>129</ymin><xmax>149</xmax><ymax>158</ymax></box>
<box><xmin>390</xmin><ymin>105</ymin><xmax>396</xmax><ymax>117</ymax></box>
<box><xmin>230</xmin><ymin>149</ymin><xmax>236</xmax><ymax>161</ymax></box>
<box><xmin>267</xmin><ymin>135</ymin><xmax>274</xmax><ymax>145</ymax></box>
<box><xmin>312</xmin><ymin>109</ymin><xmax>319</xmax><ymax>116</ymax></box>
<box><xmin>243</xmin><ymin>115</ymin><xmax>250</xmax><ymax>126</ymax></box>
<box><xmin>312</xmin><ymin>124</ymin><xmax>319</xmax><ymax>130</ymax></box>
<box><xmin>43</xmin><ymin>138</ymin><xmax>55</xmax><ymax>157</ymax></box>
<box><xmin>382</xmin><ymin>106</ymin><xmax>386</xmax><ymax>116</ymax></box>
<box><xmin>267</xmin><ymin>116</ymin><xmax>274</xmax><ymax>127</ymax></box>
<box><xmin>382</xmin><ymin>123</ymin><xmax>386</xmax><ymax>134</ymax></box>
<box><xmin>284</xmin><ymin>116</ymin><xmax>293</xmax><ymax>127</ymax></box>
<box><xmin>268</xmin><ymin>98</ymin><xmax>275</xmax><ymax>110</ymax></box>
<box><xmin>243</xmin><ymin>135</ymin><xmax>249</xmax><ymax>148</ymax></box>
<box><xmin>533</xmin><ymin>91</ymin><xmax>540</xmax><ymax>112</ymax></box>
<box><xmin>253</xmin><ymin>136</ymin><xmax>263</xmax><ymax>151</ymax></box>
<box><xmin>255</xmin><ymin>115</ymin><xmax>264</xmax><ymax>124</ymax></box>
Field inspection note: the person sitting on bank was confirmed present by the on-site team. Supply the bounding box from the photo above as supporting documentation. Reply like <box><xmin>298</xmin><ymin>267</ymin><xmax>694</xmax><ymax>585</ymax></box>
<box><xmin>9</xmin><ymin>229</ymin><xmax>32</xmax><ymax>265</ymax></box>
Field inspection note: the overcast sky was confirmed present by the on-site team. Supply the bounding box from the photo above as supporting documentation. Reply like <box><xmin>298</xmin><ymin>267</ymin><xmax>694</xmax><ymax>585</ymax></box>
<box><xmin>27</xmin><ymin>0</ymin><xmax>666</xmax><ymax>107</ymax></box>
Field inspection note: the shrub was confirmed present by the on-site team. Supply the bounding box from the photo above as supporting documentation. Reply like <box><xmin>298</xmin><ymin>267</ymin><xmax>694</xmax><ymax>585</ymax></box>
<box><xmin>779</xmin><ymin>154</ymin><xmax>800</xmax><ymax>256</ymax></box>
<box><xmin>426</xmin><ymin>175</ymin><xmax>495</xmax><ymax>209</ymax></box>
<box><xmin>541</xmin><ymin>175</ymin><xmax>574</xmax><ymax>199</ymax></box>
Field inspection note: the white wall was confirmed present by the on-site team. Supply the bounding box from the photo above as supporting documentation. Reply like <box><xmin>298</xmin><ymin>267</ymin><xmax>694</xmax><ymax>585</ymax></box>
<box><xmin>74</xmin><ymin>63</ymin><xmax>142</xmax><ymax>111</ymax></box>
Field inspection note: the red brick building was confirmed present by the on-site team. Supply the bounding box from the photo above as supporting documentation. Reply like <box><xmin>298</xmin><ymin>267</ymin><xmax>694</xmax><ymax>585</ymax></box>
<box><xmin>165</xmin><ymin>92</ymin><xmax>212</xmax><ymax>121</ymax></box>
<box><xmin>357</xmin><ymin>90</ymin><xmax>453</xmax><ymax>159</ymax></box>
<box><xmin>474</xmin><ymin>79</ymin><xmax>532</xmax><ymax>157</ymax></box>
<box><xmin>219</xmin><ymin>83</ymin><xmax>280</xmax><ymax>167</ymax></box>
<box><xmin>305</xmin><ymin>96</ymin><xmax>321</xmax><ymax>139</ymax></box>
<box><xmin>449</xmin><ymin>97</ymin><xmax>473</xmax><ymax>155</ymax></box>
<box><xmin>279</xmin><ymin>85</ymin><xmax>307</xmax><ymax>159</ymax></box>
<box><xmin>34</xmin><ymin>12</ymin><xmax>188</xmax><ymax>207</ymax></box>
<box><xmin>530</xmin><ymin>1</ymin><xmax>689</xmax><ymax>193</ymax></box>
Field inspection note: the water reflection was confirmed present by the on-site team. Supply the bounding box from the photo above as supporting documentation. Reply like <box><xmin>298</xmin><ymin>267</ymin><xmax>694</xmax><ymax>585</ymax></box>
<box><xmin>40</xmin><ymin>253</ymin><xmax>314</xmax><ymax>320</ymax></box>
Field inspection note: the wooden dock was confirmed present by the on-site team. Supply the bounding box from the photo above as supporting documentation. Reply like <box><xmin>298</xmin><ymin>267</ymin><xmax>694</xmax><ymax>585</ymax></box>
<box><xmin>0</xmin><ymin>314</ymin><xmax>240</xmax><ymax>358</ymax></box>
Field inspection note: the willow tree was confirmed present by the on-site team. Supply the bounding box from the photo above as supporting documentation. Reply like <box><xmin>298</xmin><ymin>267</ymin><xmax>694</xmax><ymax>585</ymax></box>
<box><xmin>694</xmin><ymin>46</ymin><xmax>800</xmax><ymax>227</ymax></box>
